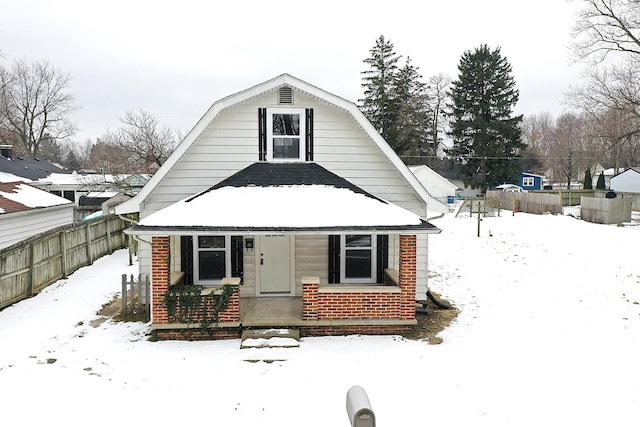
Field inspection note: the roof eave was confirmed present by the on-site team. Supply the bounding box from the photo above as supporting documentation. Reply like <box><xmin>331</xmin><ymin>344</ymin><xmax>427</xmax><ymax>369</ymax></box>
<box><xmin>125</xmin><ymin>223</ymin><xmax>441</xmax><ymax>236</ymax></box>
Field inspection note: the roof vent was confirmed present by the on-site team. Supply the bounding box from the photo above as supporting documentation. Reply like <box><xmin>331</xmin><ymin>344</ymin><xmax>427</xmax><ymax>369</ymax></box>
<box><xmin>278</xmin><ymin>86</ymin><xmax>294</xmax><ymax>105</ymax></box>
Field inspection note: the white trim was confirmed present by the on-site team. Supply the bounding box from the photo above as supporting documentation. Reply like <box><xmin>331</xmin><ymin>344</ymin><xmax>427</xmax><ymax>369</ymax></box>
<box><xmin>340</xmin><ymin>234</ymin><xmax>377</xmax><ymax>284</ymax></box>
<box><xmin>266</xmin><ymin>108</ymin><xmax>306</xmax><ymax>162</ymax></box>
<box><xmin>192</xmin><ymin>235</ymin><xmax>231</xmax><ymax>286</ymax></box>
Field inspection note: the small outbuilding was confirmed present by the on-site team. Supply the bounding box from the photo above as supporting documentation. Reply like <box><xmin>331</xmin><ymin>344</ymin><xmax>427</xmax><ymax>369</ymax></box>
<box><xmin>518</xmin><ymin>172</ymin><xmax>545</xmax><ymax>191</ymax></box>
<box><xmin>610</xmin><ymin>167</ymin><xmax>640</xmax><ymax>193</ymax></box>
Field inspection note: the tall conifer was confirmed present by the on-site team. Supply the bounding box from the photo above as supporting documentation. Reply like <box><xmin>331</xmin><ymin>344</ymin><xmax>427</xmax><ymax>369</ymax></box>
<box><xmin>447</xmin><ymin>45</ymin><xmax>524</xmax><ymax>192</ymax></box>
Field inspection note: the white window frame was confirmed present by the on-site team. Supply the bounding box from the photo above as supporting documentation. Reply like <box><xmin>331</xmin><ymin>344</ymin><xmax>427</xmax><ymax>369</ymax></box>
<box><xmin>340</xmin><ymin>234</ymin><xmax>377</xmax><ymax>284</ymax></box>
<box><xmin>266</xmin><ymin>108</ymin><xmax>306</xmax><ymax>162</ymax></box>
<box><xmin>193</xmin><ymin>235</ymin><xmax>231</xmax><ymax>286</ymax></box>
<box><xmin>522</xmin><ymin>177</ymin><xmax>535</xmax><ymax>187</ymax></box>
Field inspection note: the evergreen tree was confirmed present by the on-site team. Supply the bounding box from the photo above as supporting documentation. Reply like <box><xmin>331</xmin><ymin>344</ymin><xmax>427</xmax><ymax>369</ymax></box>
<box><xmin>583</xmin><ymin>168</ymin><xmax>593</xmax><ymax>189</ymax></box>
<box><xmin>447</xmin><ymin>45</ymin><xmax>524</xmax><ymax>192</ymax></box>
<box><xmin>360</xmin><ymin>35</ymin><xmax>401</xmax><ymax>148</ymax></box>
<box><xmin>392</xmin><ymin>57</ymin><xmax>430</xmax><ymax>159</ymax></box>
<box><xmin>596</xmin><ymin>171</ymin><xmax>606</xmax><ymax>189</ymax></box>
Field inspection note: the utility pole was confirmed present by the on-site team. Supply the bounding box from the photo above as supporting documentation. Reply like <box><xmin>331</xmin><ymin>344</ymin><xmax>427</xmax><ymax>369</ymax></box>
<box><xmin>476</xmin><ymin>199</ymin><xmax>482</xmax><ymax>237</ymax></box>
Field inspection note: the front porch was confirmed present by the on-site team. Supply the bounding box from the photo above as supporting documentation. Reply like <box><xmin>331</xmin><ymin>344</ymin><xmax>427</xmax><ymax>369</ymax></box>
<box><xmin>150</xmin><ymin>234</ymin><xmax>419</xmax><ymax>340</ymax></box>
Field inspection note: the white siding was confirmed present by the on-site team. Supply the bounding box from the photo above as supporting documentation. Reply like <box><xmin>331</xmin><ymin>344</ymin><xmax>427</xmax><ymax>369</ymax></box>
<box><xmin>141</xmin><ymin>90</ymin><xmax>426</xmax><ymax>219</ymax></box>
<box><xmin>611</xmin><ymin>170</ymin><xmax>640</xmax><ymax>193</ymax></box>
<box><xmin>294</xmin><ymin>235</ymin><xmax>328</xmax><ymax>294</ymax></box>
<box><xmin>0</xmin><ymin>205</ymin><xmax>74</xmax><ymax>250</ymax></box>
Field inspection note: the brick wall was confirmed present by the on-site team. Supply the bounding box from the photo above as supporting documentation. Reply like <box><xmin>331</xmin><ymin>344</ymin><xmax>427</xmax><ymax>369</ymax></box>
<box><xmin>399</xmin><ymin>234</ymin><xmax>417</xmax><ymax>320</ymax></box>
<box><xmin>316</xmin><ymin>291</ymin><xmax>401</xmax><ymax>319</ymax></box>
<box><xmin>151</xmin><ymin>236</ymin><xmax>170</xmax><ymax>324</ymax></box>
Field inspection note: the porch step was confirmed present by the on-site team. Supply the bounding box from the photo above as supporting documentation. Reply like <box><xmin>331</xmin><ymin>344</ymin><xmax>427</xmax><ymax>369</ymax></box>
<box><xmin>240</xmin><ymin>328</ymin><xmax>300</xmax><ymax>349</ymax></box>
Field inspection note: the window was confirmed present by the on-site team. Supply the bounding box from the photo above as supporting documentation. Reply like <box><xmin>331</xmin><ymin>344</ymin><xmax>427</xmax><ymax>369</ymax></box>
<box><xmin>193</xmin><ymin>236</ymin><xmax>231</xmax><ymax>285</ymax></box>
<box><xmin>340</xmin><ymin>235</ymin><xmax>376</xmax><ymax>283</ymax></box>
<box><xmin>267</xmin><ymin>108</ymin><xmax>305</xmax><ymax>161</ymax></box>
<box><xmin>522</xmin><ymin>177</ymin><xmax>534</xmax><ymax>187</ymax></box>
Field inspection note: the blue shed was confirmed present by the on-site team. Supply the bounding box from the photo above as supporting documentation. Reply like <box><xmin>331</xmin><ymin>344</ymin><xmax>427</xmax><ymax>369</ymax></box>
<box><xmin>518</xmin><ymin>173</ymin><xmax>544</xmax><ymax>191</ymax></box>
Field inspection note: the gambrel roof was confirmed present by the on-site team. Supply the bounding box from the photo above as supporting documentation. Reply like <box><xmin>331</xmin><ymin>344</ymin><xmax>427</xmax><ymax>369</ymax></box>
<box><xmin>116</xmin><ymin>74</ymin><xmax>435</xmax><ymax>216</ymax></box>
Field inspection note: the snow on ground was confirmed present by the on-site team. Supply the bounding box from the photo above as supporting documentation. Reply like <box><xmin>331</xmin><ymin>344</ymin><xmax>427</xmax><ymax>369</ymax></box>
<box><xmin>1</xmin><ymin>212</ymin><xmax>639</xmax><ymax>426</ymax></box>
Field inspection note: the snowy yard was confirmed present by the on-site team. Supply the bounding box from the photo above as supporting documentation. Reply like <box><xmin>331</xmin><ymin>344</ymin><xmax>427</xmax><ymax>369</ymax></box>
<box><xmin>1</xmin><ymin>212</ymin><xmax>639</xmax><ymax>426</ymax></box>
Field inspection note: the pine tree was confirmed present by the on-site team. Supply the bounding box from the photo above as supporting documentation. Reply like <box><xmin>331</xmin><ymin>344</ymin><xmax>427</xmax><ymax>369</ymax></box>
<box><xmin>596</xmin><ymin>171</ymin><xmax>606</xmax><ymax>189</ymax></box>
<box><xmin>583</xmin><ymin>168</ymin><xmax>593</xmax><ymax>189</ymax></box>
<box><xmin>447</xmin><ymin>45</ymin><xmax>524</xmax><ymax>192</ymax></box>
<box><xmin>392</xmin><ymin>57</ymin><xmax>430</xmax><ymax>159</ymax></box>
<box><xmin>360</xmin><ymin>35</ymin><xmax>401</xmax><ymax>148</ymax></box>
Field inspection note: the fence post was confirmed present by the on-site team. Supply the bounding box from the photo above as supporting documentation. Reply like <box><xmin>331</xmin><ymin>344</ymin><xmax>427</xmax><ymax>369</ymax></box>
<box><xmin>106</xmin><ymin>218</ymin><xmax>112</xmax><ymax>254</ymax></box>
<box><xmin>129</xmin><ymin>274</ymin><xmax>135</xmax><ymax>314</ymax></box>
<box><xmin>122</xmin><ymin>274</ymin><xmax>128</xmax><ymax>316</ymax></box>
<box><xmin>85</xmin><ymin>223</ymin><xmax>93</xmax><ymax>265</ymax></box>
<box><xmin>59</xmin><ymin>231</ymin><xmax>68</xmax><ymax>279</ymax></box>
<box><xmin>27</xmin><ymin>243</ymin><xmax>35</xmax><ymax>297</ymax></box>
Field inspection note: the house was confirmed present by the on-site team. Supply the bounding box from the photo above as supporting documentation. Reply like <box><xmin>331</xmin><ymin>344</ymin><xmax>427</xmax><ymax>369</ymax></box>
<box><xmin>409</xmin><ymin>165</ymin><xmax>459</xmax><ymax>210</ymax></box>
<box><xmin>0</xmin><ymin>145</ymin><xmax>71</xmax><ymax>183</ymax></box>
<box><xmin>0</xmin><ymin>181</ymin><xmax>74</xmax><ymax>250</ymax></box>
<box><xmin>518</xmin><ymin>172</ymin><xmax>545</xmax><ymax>191</ymax></box>
<box><xmin>116</xmin><ymin>73</ymin><xmax>442</xmax><ymax>340</ymax></box>
<box><xmin>610</xmin><ymin>167</ymin><xmax>640</xmax><ymax>193</ymax></box>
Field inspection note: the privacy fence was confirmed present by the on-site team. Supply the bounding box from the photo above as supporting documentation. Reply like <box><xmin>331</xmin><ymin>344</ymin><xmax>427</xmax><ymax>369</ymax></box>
<box><xmin>485</xmin><ymin>190</ymin><xmax>634</xmax><ymax>225</ymax></box>
<box><xmin>0</xmin><ymin>215</ymin><xmax>128</xmax><ymax>310</ymax></box>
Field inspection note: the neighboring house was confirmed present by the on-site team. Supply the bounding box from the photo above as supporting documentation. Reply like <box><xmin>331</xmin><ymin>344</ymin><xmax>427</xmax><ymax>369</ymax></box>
<box><xmin>518</xmin><ymin>172</ymin><xmax>544</xmax><ymax>191</ymax></box>
<box><xmin>0</xmin><ymin>181</ymin><xmax>74</xmax><ymax>250</ymax></box>
<box><xmin>409</xmin><ymin>165</ymin><xmax>458</xmax><ymax>211</ymax></box>
<box><xmin>116</xmin><ymin>73</ymin><xmax>442</xmax><ymax>339</ymax></box>
<box><xmin>610</xmin><ymin>167</ymin><xmax>640</xmax><ymax>193</ymax></box>
<box><xmin>0</xmin><ymin>145</ymin><xmax>71</xmax><ymax>183</ymax></box>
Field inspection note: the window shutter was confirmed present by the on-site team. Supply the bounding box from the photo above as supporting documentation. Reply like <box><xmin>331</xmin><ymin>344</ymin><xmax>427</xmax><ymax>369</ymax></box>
<box><xmin>258</xmin><ymin>108</ymin><xmax>267</xmax><ymax>161</ymax></box>
<box><xmin>231</xmin><ymin>236</ymin><xmax>244</xmax><ymax>282</ymax></box>
<box><xmin>305</xmin><ymin>108</ymin><xmax>314</xmax><ymax>161</ymax></box>
<box><xmin>180</xmin><ymin>235</ymin><xmax>193</xmax><ymax>285</ymax></box>
<box><xmin>328</xmin><ymin>235</ymin><xmax>340</xmax><ymax>284</ymax></box>
<box><xmin>376</xmin><ymin>235</ymin><xmax>389</xmax><ymax>283</ymax></box>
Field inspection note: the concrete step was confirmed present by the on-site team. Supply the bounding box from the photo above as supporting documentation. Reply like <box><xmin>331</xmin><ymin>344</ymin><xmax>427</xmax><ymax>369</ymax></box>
<box><xmin>240</xmin><ymin>328</ymin><xmax>300</xmax><ymax>349</ymax></box>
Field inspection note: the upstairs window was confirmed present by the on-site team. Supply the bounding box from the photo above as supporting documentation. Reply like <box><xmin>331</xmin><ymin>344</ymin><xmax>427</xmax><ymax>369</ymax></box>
<box><xmin>259</xmin><ymin>108</ymin><xmax>314</xmax><ymax>162</ymax></box>
<box><xmin>267</xmin><ymin>108</ymin><xmax>305</xmax><ymax>161</ymax></box>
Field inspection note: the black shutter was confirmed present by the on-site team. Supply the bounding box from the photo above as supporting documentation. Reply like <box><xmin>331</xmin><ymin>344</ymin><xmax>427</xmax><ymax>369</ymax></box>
<box><xmin>180</xmin><ymin>235</ymin><xmax>193</xmax><ymax>285</ymax></box>
<box><xmin>328</xmin><ymin>235</ymin><xmax>340</xmax><ymax>284</ymax></box>
<box><xmin>231</xmin><ymin>236</ymin><xmax>244</xmax><ymax>283</ymax></box>
<box><xmin>305</xmin><ymin>108</ymin><xmax>314</xmax><ymax>161</ymax></box>
<box><xmin>376</xmin><ymin>235</ymin><xmax>389</xmax><ymax>283</ymax></box>
<box><xmin>258</xmin><ymin>108</ymin><xmax>267</xmax><ymax>161</ymax></box>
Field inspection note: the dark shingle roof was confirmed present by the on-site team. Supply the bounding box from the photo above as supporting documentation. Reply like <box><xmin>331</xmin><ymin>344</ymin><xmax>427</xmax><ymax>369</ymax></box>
<box><xmin>0</xmin><ymin>155</ymin><xmax>70</xmax><ymax>181</ymax></box>
<box><xmin>189</xmin><ymin>162</ymin><xmax>384</xmax><ymax>203</ymax></box>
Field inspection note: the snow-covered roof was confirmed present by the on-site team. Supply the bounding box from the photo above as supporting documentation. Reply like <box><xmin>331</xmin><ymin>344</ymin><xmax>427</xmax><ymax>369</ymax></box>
<box><xmin>116</xmin><ymin>73</ymin><xmax>434</xmax><ymax>215</ymax></box>
<box><xmin>0</xmin><ymin>182</ymin><xmax>72</xmax><ymax>214</ymax></box>
<box><xmin>129</xmin><ymin>163</ymin><xmax>439</xmax><ymax>235</ymax></box>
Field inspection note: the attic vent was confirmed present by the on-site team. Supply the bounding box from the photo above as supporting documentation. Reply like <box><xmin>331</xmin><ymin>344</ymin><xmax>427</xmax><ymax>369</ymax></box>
<box><xmin>278</xmin><ymin>86</ymin><xmax>294</xmax><ymax>104</ymax></box>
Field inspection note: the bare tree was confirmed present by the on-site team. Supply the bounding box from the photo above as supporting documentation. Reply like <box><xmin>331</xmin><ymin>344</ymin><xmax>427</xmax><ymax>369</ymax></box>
<box><xmin>0</xmin><ymin>59</ymin><xmax>78</xmax><ymax>156</ymax></box>
<box><xmin>425</xmin><ymin>73</ymin><xmax>451</xmax><ymax>170</ymax></box>
<box><xmin>521</xmin><ymin>112</ymin><xmax>556</xmax><ymax>173</ymax></box>
<box><xmin>571</xmin><ymin>0</ymin><xmax>640</xmax><ymax>63</ymax></box>
<box><xmin>550</xmin><ymin>113</ymin><xmax>590</xmax><ymax>189</ymax></box>
<box><xmin>102</xmin><ymin>109</ymin><xmax>179</xmax><ymax>173</ymax></box>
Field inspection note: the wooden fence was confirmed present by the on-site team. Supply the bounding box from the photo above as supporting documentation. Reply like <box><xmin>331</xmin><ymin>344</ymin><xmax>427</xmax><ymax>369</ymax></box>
<box><xmin>580</xmin><ymin>196</ymin><xmax>632</xmax><ymax>224</ymax></box>
<box><xmin>486</xmin><ymin>190</ymin><xmax>563</xmax><ymax>215</ymax></box>
<box><xmin>0</xmin><ymin>215</ymin><xmax>128</xmax><ymax>310</ymax></box>
<box><xmin>121</xmin><ymin>274</ymin><xmax>150</xmax><ymax>318</ymax></box>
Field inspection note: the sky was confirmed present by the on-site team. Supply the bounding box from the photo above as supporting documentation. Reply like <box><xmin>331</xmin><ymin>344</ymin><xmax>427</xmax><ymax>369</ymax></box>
<box><xmin>1</xmin><ymin>0</ymin><xmax>585</xmax><ymax>144</ymax></box>
<box><xmin>1</xmin><ymin>210</ymin><xmax>639</xmax><ymax>425</ymax></box>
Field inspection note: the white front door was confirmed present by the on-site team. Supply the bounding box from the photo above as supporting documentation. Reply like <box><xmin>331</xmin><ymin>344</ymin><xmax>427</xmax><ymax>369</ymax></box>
<box><xmin>258</xmin><ymin>235</ymin><xmax>293</xmax><ymax>294</ymax></box>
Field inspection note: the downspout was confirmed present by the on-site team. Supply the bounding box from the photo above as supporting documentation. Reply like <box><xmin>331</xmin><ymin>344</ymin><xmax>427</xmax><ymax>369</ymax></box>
<box><xmin>118</xmin><ymin>213</ymin><xmax>152</xmax><ymax>246</ymax></box>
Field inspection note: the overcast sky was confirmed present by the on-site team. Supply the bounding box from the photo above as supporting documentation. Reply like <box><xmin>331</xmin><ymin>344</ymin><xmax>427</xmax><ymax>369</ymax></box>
<box><xmin>1</xmin><ymin>0</ymin><xmax>584</xmax><ymax>143</ymax></box>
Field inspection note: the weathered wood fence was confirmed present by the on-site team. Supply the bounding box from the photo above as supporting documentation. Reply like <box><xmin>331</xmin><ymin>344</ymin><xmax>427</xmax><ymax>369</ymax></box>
<box><xmin>0</xmin><ymin>215</ymin><xmax>128</xmax><ymax>310</ymax></box>
<box><xmin>121</xmin><ymin>274</ymin><xmax>150</xmax><ymax>318</ymax></box>
<box><xmin>486</xmin><ymin>190</ymin><xmax>564</xmax><ymax>215</ymax></box>
<box><xmin>580</xmin><ymin>196</ymin><xmax>632</xmax><ymax>224</ymax></box>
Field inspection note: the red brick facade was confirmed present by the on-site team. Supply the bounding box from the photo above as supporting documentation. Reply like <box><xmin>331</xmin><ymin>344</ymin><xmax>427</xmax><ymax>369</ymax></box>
<box><xmin>151</xmin><ymin>236</ymin><xmax>170</xmax><ymax>324</ymax></box>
